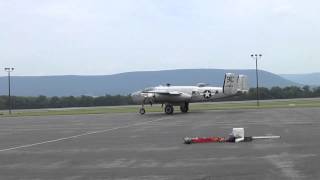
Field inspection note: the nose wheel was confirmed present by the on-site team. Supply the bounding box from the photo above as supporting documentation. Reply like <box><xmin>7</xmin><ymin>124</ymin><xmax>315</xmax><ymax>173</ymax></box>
<box><xmin>139</xmin><ymin>108</ymin><xmax>146</xmax><ymax>115</ymax></box>
<box><xmin>139</xmin><ymin>99</ymin><xmax>147</xmax><ymax>115</ymax></box>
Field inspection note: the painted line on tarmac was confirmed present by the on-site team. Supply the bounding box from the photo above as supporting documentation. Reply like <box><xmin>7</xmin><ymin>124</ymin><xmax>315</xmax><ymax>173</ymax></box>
<box><xmin>0</xmin><ymin>117</ymin><xmax>171</xmax><ymax>152</ymax></box>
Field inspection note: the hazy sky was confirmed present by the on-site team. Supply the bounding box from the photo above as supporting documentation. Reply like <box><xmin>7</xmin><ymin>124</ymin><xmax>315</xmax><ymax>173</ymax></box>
<box><xmin>1</xmin><ymin>0</ymin><xmax>319</xmax><ymax>76</ymax></box>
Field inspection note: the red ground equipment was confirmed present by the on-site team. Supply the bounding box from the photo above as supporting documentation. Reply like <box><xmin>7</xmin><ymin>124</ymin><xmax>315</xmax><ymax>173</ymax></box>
<box><xmin>184</xmin><ymin>128</ymin><xmax>280</xmax><ymax>144</ymax></box>
<box><xmin>184</xmin><ymin>137</ymin><xmax>226</xmax><ymax>144</ymax></box>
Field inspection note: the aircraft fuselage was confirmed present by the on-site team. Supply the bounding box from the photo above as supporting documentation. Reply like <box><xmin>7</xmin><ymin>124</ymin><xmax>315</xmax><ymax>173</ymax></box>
<box><xmin>131</xmin><ymin>73</ymin><xmax>248</xmax><ymax>114</ymax></box>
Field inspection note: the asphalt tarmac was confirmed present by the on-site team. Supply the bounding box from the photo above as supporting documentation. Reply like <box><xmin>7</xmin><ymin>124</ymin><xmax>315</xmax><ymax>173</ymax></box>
<box><xmin>0</xmin><ymin>107</ymin><xmax>319</xmax><ymax>180</ymax></box>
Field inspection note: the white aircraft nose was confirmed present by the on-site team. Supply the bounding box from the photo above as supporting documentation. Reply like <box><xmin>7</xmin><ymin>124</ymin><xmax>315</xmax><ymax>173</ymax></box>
<box><xmin>131</xmin><ymin>91</ymin><xmax>140</xmax><ymax>96</ymax></box>
<box><xmin>131</xmin><ymin>91</ymin><xmax>143</xmax><ymax>103</ymax></box>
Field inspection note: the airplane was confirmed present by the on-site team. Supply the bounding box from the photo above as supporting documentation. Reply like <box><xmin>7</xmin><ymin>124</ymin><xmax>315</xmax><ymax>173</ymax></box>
<box><xmin>131</xmin><ymin>73</ymin><xmax>249</xmax><ymax>115</ymax></box>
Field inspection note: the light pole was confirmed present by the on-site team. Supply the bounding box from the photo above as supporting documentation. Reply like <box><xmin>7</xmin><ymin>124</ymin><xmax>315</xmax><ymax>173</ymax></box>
<box><xmin>251</xmin><ymin>54</ymin><xmax>262</xmax><ymax>107</ymax></box>
<box><xmin>4</xmin><ymin>67</ymin><xmax>14</xmax><ymax>114</ymax></box>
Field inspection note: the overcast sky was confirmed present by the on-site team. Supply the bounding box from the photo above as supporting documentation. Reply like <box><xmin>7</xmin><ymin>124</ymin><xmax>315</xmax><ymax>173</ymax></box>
<box><xmin>0</xmin><ymin>0</ymin><xmax>319</xmax><ymax>76</ymax></box>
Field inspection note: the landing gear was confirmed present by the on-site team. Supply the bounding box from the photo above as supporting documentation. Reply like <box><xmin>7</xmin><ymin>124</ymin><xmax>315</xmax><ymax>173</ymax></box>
<box><xmin>139</xmin><ymin>103</ymin><xmax>146</xmax><ymax>115</ymax></box>
<box><xmin>180</xmin><ymin>102</ymin><xmax>189</xmax><ymax>113</ymax></box>
<box><xmin>139</xmin><ymin>103</ymin><xmax>186</xmax><ymax>115</ymax></box>
<box><xmin>139</xmin><ymin>107</ymin><xmax>146</xmax><ymax>115</ymax></box>
<box><xmin>164</xmin><ymin>104</ymin><xmax>174</xmax><ymax>115</ymax></box>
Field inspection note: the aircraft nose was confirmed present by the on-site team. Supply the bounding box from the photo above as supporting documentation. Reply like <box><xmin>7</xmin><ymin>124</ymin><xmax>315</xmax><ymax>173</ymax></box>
<box><xmin>131</xmin><ymin>91</ymin><xmax>143</xmax><ymax>103</ymax></box>
<box><xmin>131</xmin><ymin>91</ymin><xmax>141</xmax><ymax>97</ymax></box>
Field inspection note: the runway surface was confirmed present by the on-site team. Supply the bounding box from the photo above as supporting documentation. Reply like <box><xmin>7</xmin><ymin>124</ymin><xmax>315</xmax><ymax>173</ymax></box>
<box><xmin>0</xmin><ymin>108</ymin><xmax>319</xmax><ymax>180</ymax></box>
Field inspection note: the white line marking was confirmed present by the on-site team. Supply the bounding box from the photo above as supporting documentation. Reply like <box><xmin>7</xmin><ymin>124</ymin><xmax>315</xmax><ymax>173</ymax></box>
<box><xmin>0</xmin><ymin>117</ymin><xmax>171</xmax><ymax>152</ymax></box>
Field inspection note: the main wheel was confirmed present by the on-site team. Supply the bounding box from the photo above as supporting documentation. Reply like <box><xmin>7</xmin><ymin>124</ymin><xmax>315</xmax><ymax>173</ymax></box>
<box><xmin>164</xmin><ymin>104</ymin><xmax>174</xmax><ymax>115</ymax></box>
<box><xmin>139</xmin><ymin>108</ymin><xmax>146</xmax><ymax>115</ymax></box>
<box><xmin>180</xmin><ymin>102</ymin><xmax>189</xmax><ymax>113</ymax></box>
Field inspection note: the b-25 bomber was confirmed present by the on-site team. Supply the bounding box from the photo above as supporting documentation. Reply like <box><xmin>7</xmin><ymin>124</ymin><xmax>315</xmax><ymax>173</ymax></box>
<box><xmin>131</xmin><ymin>73</ymin><xmax>249</xmax><ymax>115</ymax></box>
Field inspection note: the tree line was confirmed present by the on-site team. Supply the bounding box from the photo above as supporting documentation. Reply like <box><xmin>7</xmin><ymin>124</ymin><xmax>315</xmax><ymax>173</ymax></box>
<box><xmin>223</xmin><ymin>85</ymin><xmax>320</xmax><ymax>101</ymax></box>
<box><xmin>0</xmin><ymin>95</ymin><xmax>135</xmax><ymax>110</ymax></box>
<box><xmin>0</xmin><ymin>86</ymin><xmax>320</xmax><ymax>110</ymax></box>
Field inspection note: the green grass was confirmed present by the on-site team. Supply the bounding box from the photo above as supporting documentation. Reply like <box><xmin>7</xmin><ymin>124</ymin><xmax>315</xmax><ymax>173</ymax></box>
<box><xmin>1</xmin><ymin>98</ymin><xmax>320</xmax><ymax>117</ymax></box>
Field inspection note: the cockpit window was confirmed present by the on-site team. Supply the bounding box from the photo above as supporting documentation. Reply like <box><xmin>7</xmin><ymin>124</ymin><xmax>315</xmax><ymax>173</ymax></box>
<box><xmin>197</xmin><ymin>83</ymin><xmax>208</xmax><ymax>87</ymax></box>
<box><xmin>143</xmin><ymin>87</ymin><xmax>155</xmax><ymax>92</ymax></box>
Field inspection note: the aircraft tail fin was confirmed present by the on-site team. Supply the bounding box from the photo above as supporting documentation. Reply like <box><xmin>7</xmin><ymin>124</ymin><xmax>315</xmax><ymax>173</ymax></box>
<box><xmin>223</xmin><ymin>73</ymin><xmax>249</xmax><ymax>95</ymax></box>
<box><xmin>223</xmin><ymin>73</ymin><xmax>237</xmax><ymax>95</ymax></box>
<box><xmin>237</xmin><ymin>74</ymin><xmax>249</xmax><ymax>94</ymax></box>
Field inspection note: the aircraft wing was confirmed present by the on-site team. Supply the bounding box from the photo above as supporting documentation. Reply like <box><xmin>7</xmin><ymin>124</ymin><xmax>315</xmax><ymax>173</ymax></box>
<box><xmin>145</xmin><ymin>91</ymin><xmax>182</xmax><ymax>96</ymax></box>
<box><xmin>159</xmin><ymin>91</ymin><xmax>182</xmax><ymax>95</ymax></box>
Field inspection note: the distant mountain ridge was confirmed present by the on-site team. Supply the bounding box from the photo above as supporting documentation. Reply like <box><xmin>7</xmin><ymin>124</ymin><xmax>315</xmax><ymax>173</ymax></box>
<box><xmin>280</xmin><ymin>73</ymin><xmax>320</xmax><ymax>86</ymax></box>
<box><xmin>0</xmin><ymin>69</ymin><xmax>299</xmax><ymax>96</ymax></box>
